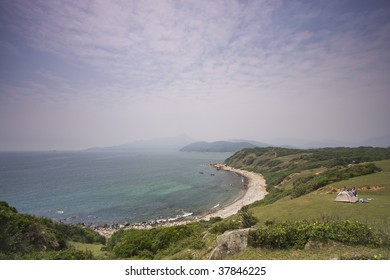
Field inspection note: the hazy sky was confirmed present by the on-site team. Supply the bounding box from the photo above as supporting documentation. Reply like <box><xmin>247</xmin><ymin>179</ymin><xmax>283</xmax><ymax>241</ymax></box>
<box><xmin>1</xmin><ymin>0</ymin><xmax>389</xmax><ymax>150</ymax></box>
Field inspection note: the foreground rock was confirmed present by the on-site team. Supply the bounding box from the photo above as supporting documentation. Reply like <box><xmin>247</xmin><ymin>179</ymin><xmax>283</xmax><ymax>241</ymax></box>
<box><xmin>209</xmin><ymin>228</ymin><xmax>250</xmax><ymax>260</ymax></box>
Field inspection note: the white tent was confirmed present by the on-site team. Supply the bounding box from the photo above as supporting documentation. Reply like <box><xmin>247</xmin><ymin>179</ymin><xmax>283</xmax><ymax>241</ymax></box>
<box><xmin>335</xmin><ymin>191</ymin><xmax>359</xmax><ymax>203</ymax></box>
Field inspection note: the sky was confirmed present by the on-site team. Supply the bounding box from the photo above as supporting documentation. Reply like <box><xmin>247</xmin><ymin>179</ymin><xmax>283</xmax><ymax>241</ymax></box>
<box><xmin>0</xmin><ymin>0</ymin><xmax>389</xmax><ymax>150</ymax></box>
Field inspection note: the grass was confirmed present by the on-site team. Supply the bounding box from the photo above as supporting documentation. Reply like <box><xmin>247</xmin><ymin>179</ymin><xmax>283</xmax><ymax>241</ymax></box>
<box><xmin>276</xmin><ymin>167</ymin><xmax>327</xmax><ymax>190</ymax></box>
<box><xmin>68</xmin><ymin>241</ymin><xmax>107</xmax><ymax>259</ymax></box>
<box><xmin>226</xmin><ymin>159</ymin><xmax>390</xmax><ymax>259</ymax></box>
<box><xmin>230</xmin><ymin>244</ymin><xmax>389</xmax><ymax>260</ymax></box>
<box><xmin>249</xmin><ymin>160</ymin><xmax>390</xmax><ymax>231</ymax></box>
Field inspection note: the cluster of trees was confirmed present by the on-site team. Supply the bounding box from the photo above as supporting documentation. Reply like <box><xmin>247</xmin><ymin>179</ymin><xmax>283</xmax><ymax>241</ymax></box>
<box><xmin>0</xmin><ymin>201</ymin><xmax>105</xmax><ymax>259</ymax></box>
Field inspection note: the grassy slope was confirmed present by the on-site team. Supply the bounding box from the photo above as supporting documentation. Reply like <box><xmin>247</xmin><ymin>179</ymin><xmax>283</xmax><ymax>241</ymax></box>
<box><xmin>251</xmin><ymin>160</ymin><xmax>390</xmax><ymax>230</ymax></box>
<box><xmin>230</xmin><ymin>159</ymin><xmax>390</xmax><ymax>260</ymax></box>
<box><xmin>69</xmin><ymin>241</ymin><xmax>107</xmax><ymax>259</ymax></box>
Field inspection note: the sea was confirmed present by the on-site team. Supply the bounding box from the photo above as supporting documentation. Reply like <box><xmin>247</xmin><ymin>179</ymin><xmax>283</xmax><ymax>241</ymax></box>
<box><xmin>0</xmin><ymin>151</ymin><xmax>243</xmax><ymax>225</ymax></box>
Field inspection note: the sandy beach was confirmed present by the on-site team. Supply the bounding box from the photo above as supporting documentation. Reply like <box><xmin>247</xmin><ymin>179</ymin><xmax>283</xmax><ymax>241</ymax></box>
<box><xmin>94</xmin><ymin>163</ymin><xmax>267</xmax><ymax>237</ymax></box>
<box><xmin>200</xmin><ymin>163</ymin><xmax>267</xmax><ymax>220</ymax></box>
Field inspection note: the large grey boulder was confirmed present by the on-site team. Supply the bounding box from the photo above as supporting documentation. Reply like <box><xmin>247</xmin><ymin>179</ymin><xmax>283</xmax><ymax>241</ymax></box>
<box><xmin>209</xmin><ymin>228</ymin><xmax>250</xmax><ymax>260</ymax></box>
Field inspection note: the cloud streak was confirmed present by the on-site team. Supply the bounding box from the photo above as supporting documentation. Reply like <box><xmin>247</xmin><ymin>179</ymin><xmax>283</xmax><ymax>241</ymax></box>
<box><xmin>0</xmin><ymin>0</ymin><xmax>389</xmax><ymax>149</ymax></box>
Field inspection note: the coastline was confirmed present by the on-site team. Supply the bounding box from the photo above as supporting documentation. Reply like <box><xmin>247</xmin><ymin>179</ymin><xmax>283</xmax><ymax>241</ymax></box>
<box><xmin>200</xmin><ymin>163</ymin><xmax>267</xmax><ymax>220</ymax></box>
<box><xmin>94</xmin><ymin>163</ymin><xmax>267</xmax><ymax>237</ymax></box>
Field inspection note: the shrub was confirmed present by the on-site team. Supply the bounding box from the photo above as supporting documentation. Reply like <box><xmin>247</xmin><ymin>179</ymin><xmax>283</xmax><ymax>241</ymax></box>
<box><xmin>239</xmin><ymin>206</ymin><xmax>258</xmax><ymax>228</ymax></box>
<box><xmin>0</xmin><ymin>201</ymin><xmax>104</xmax><ymax>259</ymax></box>
<box><xmin>328</xmin><ymin>220</ymin><xmax>379</xmax><ymax>246</ymax></box>
<box><xmin>108</xmin><ymin>224</ymin><xmax>204</xmax><ymax>259</ymax></box>
<box><xmin>248</xmin><ymin>220</ymin><xmax>380</xmax><ymax>249</ymax></box>
<box><xmin>53</xmin><ymin>223</ymin><xmax>106</xmax><ymax>245</ymax></box>
<box><xmin>209</xmin><ymin>219</ymin><xmax>241</xmax><ymax>234</ymax></box>
<box><xmin>291</xmin><ymin>163</ymin><xmax>381</xmax><ymax>198</ymax></box>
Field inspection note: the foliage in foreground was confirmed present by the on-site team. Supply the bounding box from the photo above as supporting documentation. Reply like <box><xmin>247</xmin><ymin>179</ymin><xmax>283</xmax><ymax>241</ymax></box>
<box><xmin>248</xmin><ymin>220</ymin><xmax>384</xmax><ymax>250</ymax></box>
<box><xmin>0</xmin><ymin>201</ymin><xmax>105</xmax><ymax>259</ymax></box>
<box><xmin>107</xmin><ymin>223</ymin><xmax>208</xmax><ymax>259</ymax></box>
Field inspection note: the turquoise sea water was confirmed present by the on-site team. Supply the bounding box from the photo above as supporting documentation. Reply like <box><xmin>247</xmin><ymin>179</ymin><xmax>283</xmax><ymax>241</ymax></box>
<box><xmin>0</xmin><ymin>151</ymin><xmax>243</xmax><ymax>225</ymax></box>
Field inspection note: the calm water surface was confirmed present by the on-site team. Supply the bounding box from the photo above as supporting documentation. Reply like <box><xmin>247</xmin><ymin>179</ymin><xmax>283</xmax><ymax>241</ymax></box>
<box><xmin>0</xmin><ymin>151</ymin><xmax>243</xmax><ymax>225</ymax></box>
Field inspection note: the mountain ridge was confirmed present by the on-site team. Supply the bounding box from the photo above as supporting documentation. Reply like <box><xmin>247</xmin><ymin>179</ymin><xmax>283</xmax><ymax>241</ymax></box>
<box><xmin>180</xmin><ymin>141</ymin><xmax>257</xmax><ymax>152</ymax></box>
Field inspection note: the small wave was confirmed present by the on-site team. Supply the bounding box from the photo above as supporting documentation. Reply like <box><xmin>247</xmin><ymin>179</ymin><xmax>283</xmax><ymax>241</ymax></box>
<box><xmin>156</xmin><ymin>212</ymin><xmax>193</xmax><ymax>223</ymax></box>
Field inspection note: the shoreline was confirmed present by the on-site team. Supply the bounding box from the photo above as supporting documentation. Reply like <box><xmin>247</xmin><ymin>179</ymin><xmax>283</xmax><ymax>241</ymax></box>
<box><xmin>94</xmin><ymin>163</ymin><xmax>268</xmax><ymax>237</ymax></box>
<box><xmin>200</xmin><ymin>163</ymin><xmax>267</xmax><ymax>220</ymax></box>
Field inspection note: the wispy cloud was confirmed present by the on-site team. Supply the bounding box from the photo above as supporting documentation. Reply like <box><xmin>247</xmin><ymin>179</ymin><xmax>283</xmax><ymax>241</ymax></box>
<box><xmin>0</xmin><ymin>0</ymin><xmax>389</xmax><ymax>149</ymax></box>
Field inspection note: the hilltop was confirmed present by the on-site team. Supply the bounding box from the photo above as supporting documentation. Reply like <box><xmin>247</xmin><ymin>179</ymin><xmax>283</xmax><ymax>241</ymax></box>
<box><xmin>180</xmin><ymin>141</ymin><xmax>257</xmax><ymax>152</ymax></box>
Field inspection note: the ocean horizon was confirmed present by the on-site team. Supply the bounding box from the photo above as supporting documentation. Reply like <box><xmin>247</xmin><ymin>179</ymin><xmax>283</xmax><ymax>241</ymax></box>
<box><xmin>0</xmin><ymin>151</ymin><xmax>243</xmax><ymax>225</ymax></box>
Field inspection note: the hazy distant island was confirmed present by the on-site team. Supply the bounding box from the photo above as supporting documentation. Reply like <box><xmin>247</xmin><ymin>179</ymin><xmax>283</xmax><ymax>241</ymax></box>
<box><xmin>85</xmin><ymin>134</ymin><xmax>270</xmax><ymax>153</ymax></box>
<box><xmin>180</xmin><ymin>141</ymin><xmax>258</xmax><ymax>152</ymax></box>
<box><xmin>84</xmin><ymin>132</ymin><xmax>390</xmax><ymax>154</ymax></box>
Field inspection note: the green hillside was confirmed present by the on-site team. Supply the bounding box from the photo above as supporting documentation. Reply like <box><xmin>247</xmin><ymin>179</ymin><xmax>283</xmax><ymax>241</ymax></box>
<box><xmin>223</xmin><ymin>147</ymin><xmax>390</xmax><ymax>227</ymax></box>
<box><xmin>2</xmin><ymin>146</ymin><xmax>390</xmax><ymax>260</ymax></box>
<box><xmin>222</xmin><ymin>147</ymin><xmax>390</xmax><ymax>259</ymax></box>
<box><xmin>0</xmin><ymin>201</ymin><xmax>106</xmax><ymax>259</ymax></box>
<box><xmin>250</xmin><ymin>159</ymin><xmax>390</xmax><ymax>226</ymax></box>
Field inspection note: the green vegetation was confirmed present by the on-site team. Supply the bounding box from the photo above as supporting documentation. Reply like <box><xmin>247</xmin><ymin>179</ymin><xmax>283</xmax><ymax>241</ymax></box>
<box><xmin>248</xmin><ymin>159</ymin><xmax>390</xmax><ymax>229</ymax></box>
<box><xmin>209</xmin><ymin>217</ymin><xmax>241</xmax><ymax>234</ymax></box>
<box><xmin>248</xmin><ymin>220</ymin><xmax>381</xmax><ymax>250</ymax></box>
<box><xmin>291</xmin><ymin>163</ymin><xmax>381</xmax><ymax>198</ymax></box>
<box><xmin>239</xmin><ymin>206</ymin><xmax>258</xmax><ymax>228</ymax></box>
<box><xmin>2</xmin><ymin>147</ymin><xmax>390</xmax><ymax>260</ymax></box>
<box><xmin>221</xmin><ymin>146</ymin><xmax>390</xmax><ymax>259</ymax></box>
<box><xmin>225</xmin><ymin>146</ymin><xmax>390</xmax><ymax>201</ymax></box>
<box><xmin>107</xmin><ymin>221</ymin><xmax>215</xmax><ymax>260</ymax></box>
<box><xmin>0</xmin><ymin>201</ymin><xmax>105</xmax><ymax>259</ymax></box>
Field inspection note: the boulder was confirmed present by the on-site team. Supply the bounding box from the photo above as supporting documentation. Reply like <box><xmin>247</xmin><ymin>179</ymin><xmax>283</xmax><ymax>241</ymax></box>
<box><xmin>209</xmin><ymin>228</ymin><xmax>250</xmax><ymax>260</ymax></box>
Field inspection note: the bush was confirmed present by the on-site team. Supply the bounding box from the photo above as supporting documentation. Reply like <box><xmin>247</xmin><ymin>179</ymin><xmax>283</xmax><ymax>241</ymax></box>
<box><xmin>209</xmin><ymin>219</ymin><xmax>241</xmax><ymax>234</ymax></box>
<box><xmin>29</xmin><ymin>249</ymin><xmax>95</xmax><ymax>260</ymax></box>
<box><xmin>53</xmin><ymin>223</ymin><xmax>106</xmax><ymax>245</ymax></box>
<box><xmin>0</xmin><ymin>201</ymin><xmax>104</xmax><ymax>259</ymax></box>
<box><xmin>328</xmin><ymin>220</ymin><xmax>379</xmax><ymax>246</ymax></box>
<box><xmin>248</xmin><ymin>220</ymin><xmax>380</xmax><ymax>249</ymax></box>
<box><xmin>291</xmin><ymin>163</ymin><xmax>381</xmax><ymax>198</ymax></box>
<box><xmin>239</xmin><ymin>206</ymin><xmax>258</xmax><ymax>228</ymax></box>
<box><xmin>108</xmin><ymin>224</ymin><xmax>204</xmax><ymax>259</ymax></box>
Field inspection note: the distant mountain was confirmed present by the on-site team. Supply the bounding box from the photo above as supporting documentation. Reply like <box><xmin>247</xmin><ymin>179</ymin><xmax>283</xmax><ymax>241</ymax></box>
<box><xmin>179</xmin><ymin>141</ymin><xmax>256</xmax><ymax>152</ymax></box>
<box><xmin>228</xmin><ymin>139</ymin><xmax>269</xmax><ymax>147</ymax></box>
<box><xmin>86</xmin><ymin>134</ymin><xmax>194</xmax><ymax>152</ymax></box>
